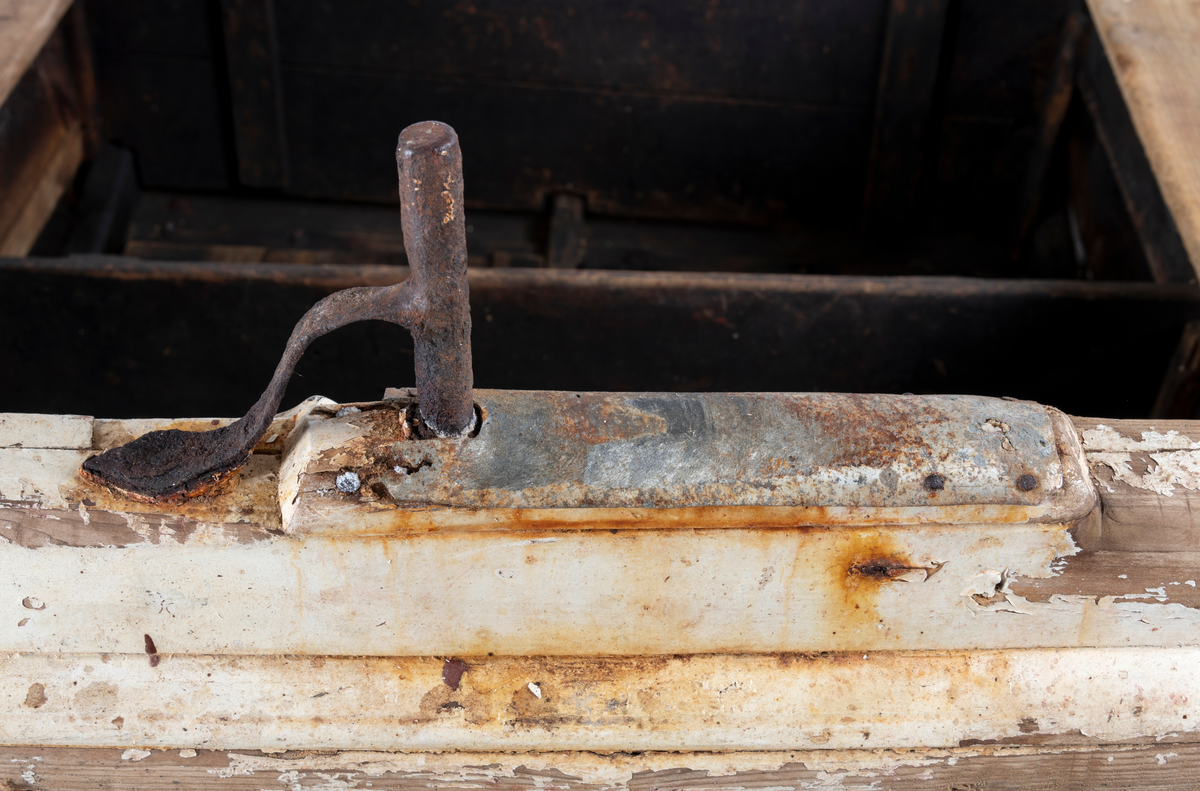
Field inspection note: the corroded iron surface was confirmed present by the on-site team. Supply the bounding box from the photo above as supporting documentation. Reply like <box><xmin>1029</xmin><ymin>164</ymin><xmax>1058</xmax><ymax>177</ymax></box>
<box><xmin>338</xmin><ymin>390</ymin><xmax>1066</xmax><ymax>510</ymax></box>
<box><xmin>79</xmin><ymin>121</ymin><xmax>473</xmax><ymax>502</ymax></box>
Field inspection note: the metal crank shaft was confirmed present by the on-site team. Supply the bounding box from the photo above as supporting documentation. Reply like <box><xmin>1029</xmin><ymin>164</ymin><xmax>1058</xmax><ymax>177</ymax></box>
<box><xmin>80</xmin><ymin>120</ymin><xmax>474</xmax><ymax>502</ymax></box>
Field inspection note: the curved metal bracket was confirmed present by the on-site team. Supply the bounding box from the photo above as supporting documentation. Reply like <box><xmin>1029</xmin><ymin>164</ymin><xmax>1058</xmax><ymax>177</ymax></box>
<box><xmin>80</xmin><ymin>120</ymin><xmax>474</xmax><ymax>502</ymax></box>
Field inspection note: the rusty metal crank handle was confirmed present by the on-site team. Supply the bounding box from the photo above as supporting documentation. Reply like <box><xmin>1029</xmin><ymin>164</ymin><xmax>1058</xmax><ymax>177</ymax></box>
<box><xmin>80</xmin><ymin>121</ymin><xmax>475</xmax><ymax>503</ymax></box>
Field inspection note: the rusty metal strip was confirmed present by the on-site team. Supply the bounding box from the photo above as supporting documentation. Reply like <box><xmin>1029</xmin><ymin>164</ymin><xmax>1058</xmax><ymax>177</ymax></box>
<box><xmin>288</xmin><ymin>390</ymin><xmax>1078</xmax><ymax>512</ymax></box>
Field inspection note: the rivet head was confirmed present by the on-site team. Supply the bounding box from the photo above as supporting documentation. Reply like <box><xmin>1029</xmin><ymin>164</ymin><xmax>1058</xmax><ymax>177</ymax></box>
<box><xmin>923</xmin><ymin>473</ymin><xmax>945</xmax><ymax>491</ymax></box>
<box><xmin>1017</xmin><ymin>473</ymin><xmax>1038</xmax><ymax>492</ymax></box>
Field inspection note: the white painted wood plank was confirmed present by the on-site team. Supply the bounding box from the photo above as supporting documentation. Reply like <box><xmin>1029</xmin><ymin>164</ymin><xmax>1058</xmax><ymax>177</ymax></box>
<box><xmin>0</xmin><ymin>649</ymin><xmax>1195</xmax><ymax>751</ymax></box>
<box><xmin>0</xmin><ymin>448</ymin><xmax>89</xmax><ymax>509</ymax></box>
<box><xmin>1</xmin><ymin>523</ymin><xmax>1196</xmax><ymax>656</ymax></box>
<box><xmin>0</xmin><ymin>413</ymin><xmax>92</xmax><ymax>450</ymax></box>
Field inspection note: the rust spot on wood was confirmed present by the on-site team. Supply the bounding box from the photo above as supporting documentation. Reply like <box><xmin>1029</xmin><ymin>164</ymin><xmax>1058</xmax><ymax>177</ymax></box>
<box><xmin>829</xmin><ymin>531</ymin><xmax>921</xmax><ymax>636</ymax></box>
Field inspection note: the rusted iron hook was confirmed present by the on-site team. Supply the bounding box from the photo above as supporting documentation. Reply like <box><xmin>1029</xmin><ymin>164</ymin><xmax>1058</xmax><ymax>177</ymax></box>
<box><xmin>80</xmin><ymin>121</ymin><xmax>474</xmax><ymax>502</ymax></box>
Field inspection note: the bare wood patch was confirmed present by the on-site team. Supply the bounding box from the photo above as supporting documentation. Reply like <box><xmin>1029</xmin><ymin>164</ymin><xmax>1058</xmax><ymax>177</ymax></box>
<box><xmin>1010</xmin><ymin>550</ymin><xmax>1200</xmax><ymax>607</ymax></box>
<box><xmin>1073</xmin><ymin>417</ymin><xmax>1200</xmax><ymax>551</ymax></box>
<box><xmin>1</xmin><ymin>744</ymin><xmax>1199</xmax><ymax>791</ymax></box>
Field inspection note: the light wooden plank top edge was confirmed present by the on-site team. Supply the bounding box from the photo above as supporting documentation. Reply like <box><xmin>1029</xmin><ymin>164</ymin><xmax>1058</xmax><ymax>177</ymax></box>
<box><xmin>0</xmin><ymin>0</ymin><xmax>73</xmax><ymax>109</ymax></box>
<box><xmin>1087</xmin><ymin>0</ymin><xmax>1200</xmax><ymax>275</ymax></box>
<box><xmin>0</xmin><ymin>412</ymin><xmax>91</xmax><ymax>449</ymax></box>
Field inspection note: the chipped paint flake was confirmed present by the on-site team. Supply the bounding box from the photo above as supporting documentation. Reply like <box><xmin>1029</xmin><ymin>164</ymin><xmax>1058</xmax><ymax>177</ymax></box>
<box><xmin>1082</xmin><ymin>424</ymin><xmax>1200</xmax><ymax>451</ymax></box>
<box><xmin>1089</xmin><ymin>450</ymin><xmax>1200</xmax><ymax>496</ymax></box>
<box><xmin>207</xmin><ymin>745</ymin><xmax>1197</xmax><ymax>789</ymax></box>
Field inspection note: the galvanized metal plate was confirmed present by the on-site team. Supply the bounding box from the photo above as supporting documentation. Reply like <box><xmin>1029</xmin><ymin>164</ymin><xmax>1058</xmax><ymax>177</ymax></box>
<box><xmin>349</xmin><ymin>390</ymin><xmax>1065</xmax><ymax>510</ymax></box>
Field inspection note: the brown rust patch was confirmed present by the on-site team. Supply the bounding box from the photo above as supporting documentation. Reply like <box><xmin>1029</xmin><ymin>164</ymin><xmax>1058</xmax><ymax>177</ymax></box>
<box><xmin>780</xmin><ymin>394</ymin><xmax>943</xmax><ymax>470</ymax></box>
<box><xmin>827</xmin><ymin>530</ymin><xmax>928</xmax><ymax>639</ymax></box>
<box><xmin>556</xmin><ymin>396</ymin><xmax>667</xmax><ymax>445</ymax></box>
<box><xmin>350</xmin><ymin>502</ymin><xmax>1043</xmax><ymax>537</ymax></box>
<box><xmin>416</xmin><ymin>681</ymin><xmax>488</xmax><ymax>726</ymax></box>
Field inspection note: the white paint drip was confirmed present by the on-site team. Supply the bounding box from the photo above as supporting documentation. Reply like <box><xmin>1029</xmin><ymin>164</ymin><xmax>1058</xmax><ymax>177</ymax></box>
<box><xmin>121</xmin><ymin>748</ymin><xmax>152</xmax><ymax>761</ymax></box>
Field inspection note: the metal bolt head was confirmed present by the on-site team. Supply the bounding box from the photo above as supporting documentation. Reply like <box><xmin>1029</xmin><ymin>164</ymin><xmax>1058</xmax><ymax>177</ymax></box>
<box><xmin>1016</xmin><ymin>473</ymin><xmax>1038</xmax><ymax>492</ymax></box>
<box><xmin>336</xmin><ymin>471</ymin><xmax>361</xmax><ymax>494</ymax></box>
<box><xmin>923</xmin><ymin>473</ymin><xmax>945</xmax><ymax>491</ymax></box>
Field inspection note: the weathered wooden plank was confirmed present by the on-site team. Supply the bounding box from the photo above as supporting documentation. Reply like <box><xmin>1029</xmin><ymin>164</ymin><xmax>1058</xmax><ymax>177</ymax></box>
<box><xmin>0</xmin><ymin>744</ymin><xmax>1197</xmax><ymax>791</ymax></box>
<box><xmin>1074</xmin><ymin>417</ymin><xmax>1200</xmax><ymax>551</ymax></box>
<box><xmin>0</xmin><ymin>122</ymin><xmax>84</xmax><ymax>256</ymax></box>
<box><xmin>94</xmin><ymin>53</ymin><xmax>233</xmax><ymax>191</ymax></box>
<box><xmin>0</xmin><ymin>448</ymin><xmax>280</xmax><ymax>545</ymax></box>
<box><xmin>1008</xmin><ymin>550</ymin><xmax>1199</xmax><ymax>610</ymax></box>
<box><xmin>219</xmin><ymin>0</ymin><xmax>287</xmax><ymax>188</ymax></box>
<box><xmin>861</xmin><ymin>0</ymin><xmax>950</xmax><ymax>234</ymax></box>
<box><xmin>61</xmin><ymin>145</ymin><xmax>141</xmax><ymax>255</ymax></box>
<box><xmin>274</xmin><ymin>1</ymin><xmax>888</xmax><ymax>106</ymax></box>
<box><xmin>2</xmin><ymin>258</ymin><xmax>1197</xmax><ymax>420</ymax></box>
<box><xmin>0</xmin><ymin>399</ymin><xmax>335</xmax><ymax>551</ymax></box>
<box><xmin>2</xmin><ymin>401</ymin><xmax>1196</xmax><ymax>656</ymax></box>
<box><xmin>5</xmin><ymin>520</ymin><xmax>1136</xmax><ymax>655</ymax></box>
<box><xmin>0</xmin><ymin>0</ymin><xmax>72</xmax><ymax>109</ymax></box>
<box><xmin>1076</xmin><ymin>17</ymin><xmax>1195</xmax><ymax>284</ymax></box>
<box><xmin>0</xmin><ymin>28</ymin><xmax>86</xmax><ymax>257</ymax></box>
<box><xmin>0</xmin><ymin>649</ymin><xmax>1195</xmax><ymax>751</ymax></box>
<box><xmin>61</xmin><ymin>0</ymin><xmax>100</xmax><ymax>157</ymax></box>
<box><xmin>0</xmin><ymin>413</ymin><xmax>91</xmax><ymax>450</ymax></box>
<box><xmin>1012</xmin><ymin>11</ymin><xmax>1084</xmax><ymax>258</ymax></box>
<box><xmin>281</xmin><ymin>67</ymin><xmax>870</xmax><ymax>224</ymax></box>
<box><xmin>1086</xmin><ymin>0</ymin><xmax>1200</xmax><ymax>279</ymax></box>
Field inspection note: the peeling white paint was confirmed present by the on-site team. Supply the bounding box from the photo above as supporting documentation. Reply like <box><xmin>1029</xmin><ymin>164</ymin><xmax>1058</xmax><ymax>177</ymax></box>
<box><xmin>1089</xmin><ymin>449</ymin><xmax>1200</xmax><ymax>496</ymax></box>
<box><xmin>208</xmin><ymin>744</ymin><xmax>1197</xmax><ymax>789</ymax></box>
<box><xmin>1082</xmin><ymin>424</ymin><xmax>1200</xmax><ymax>451</ymax></box>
